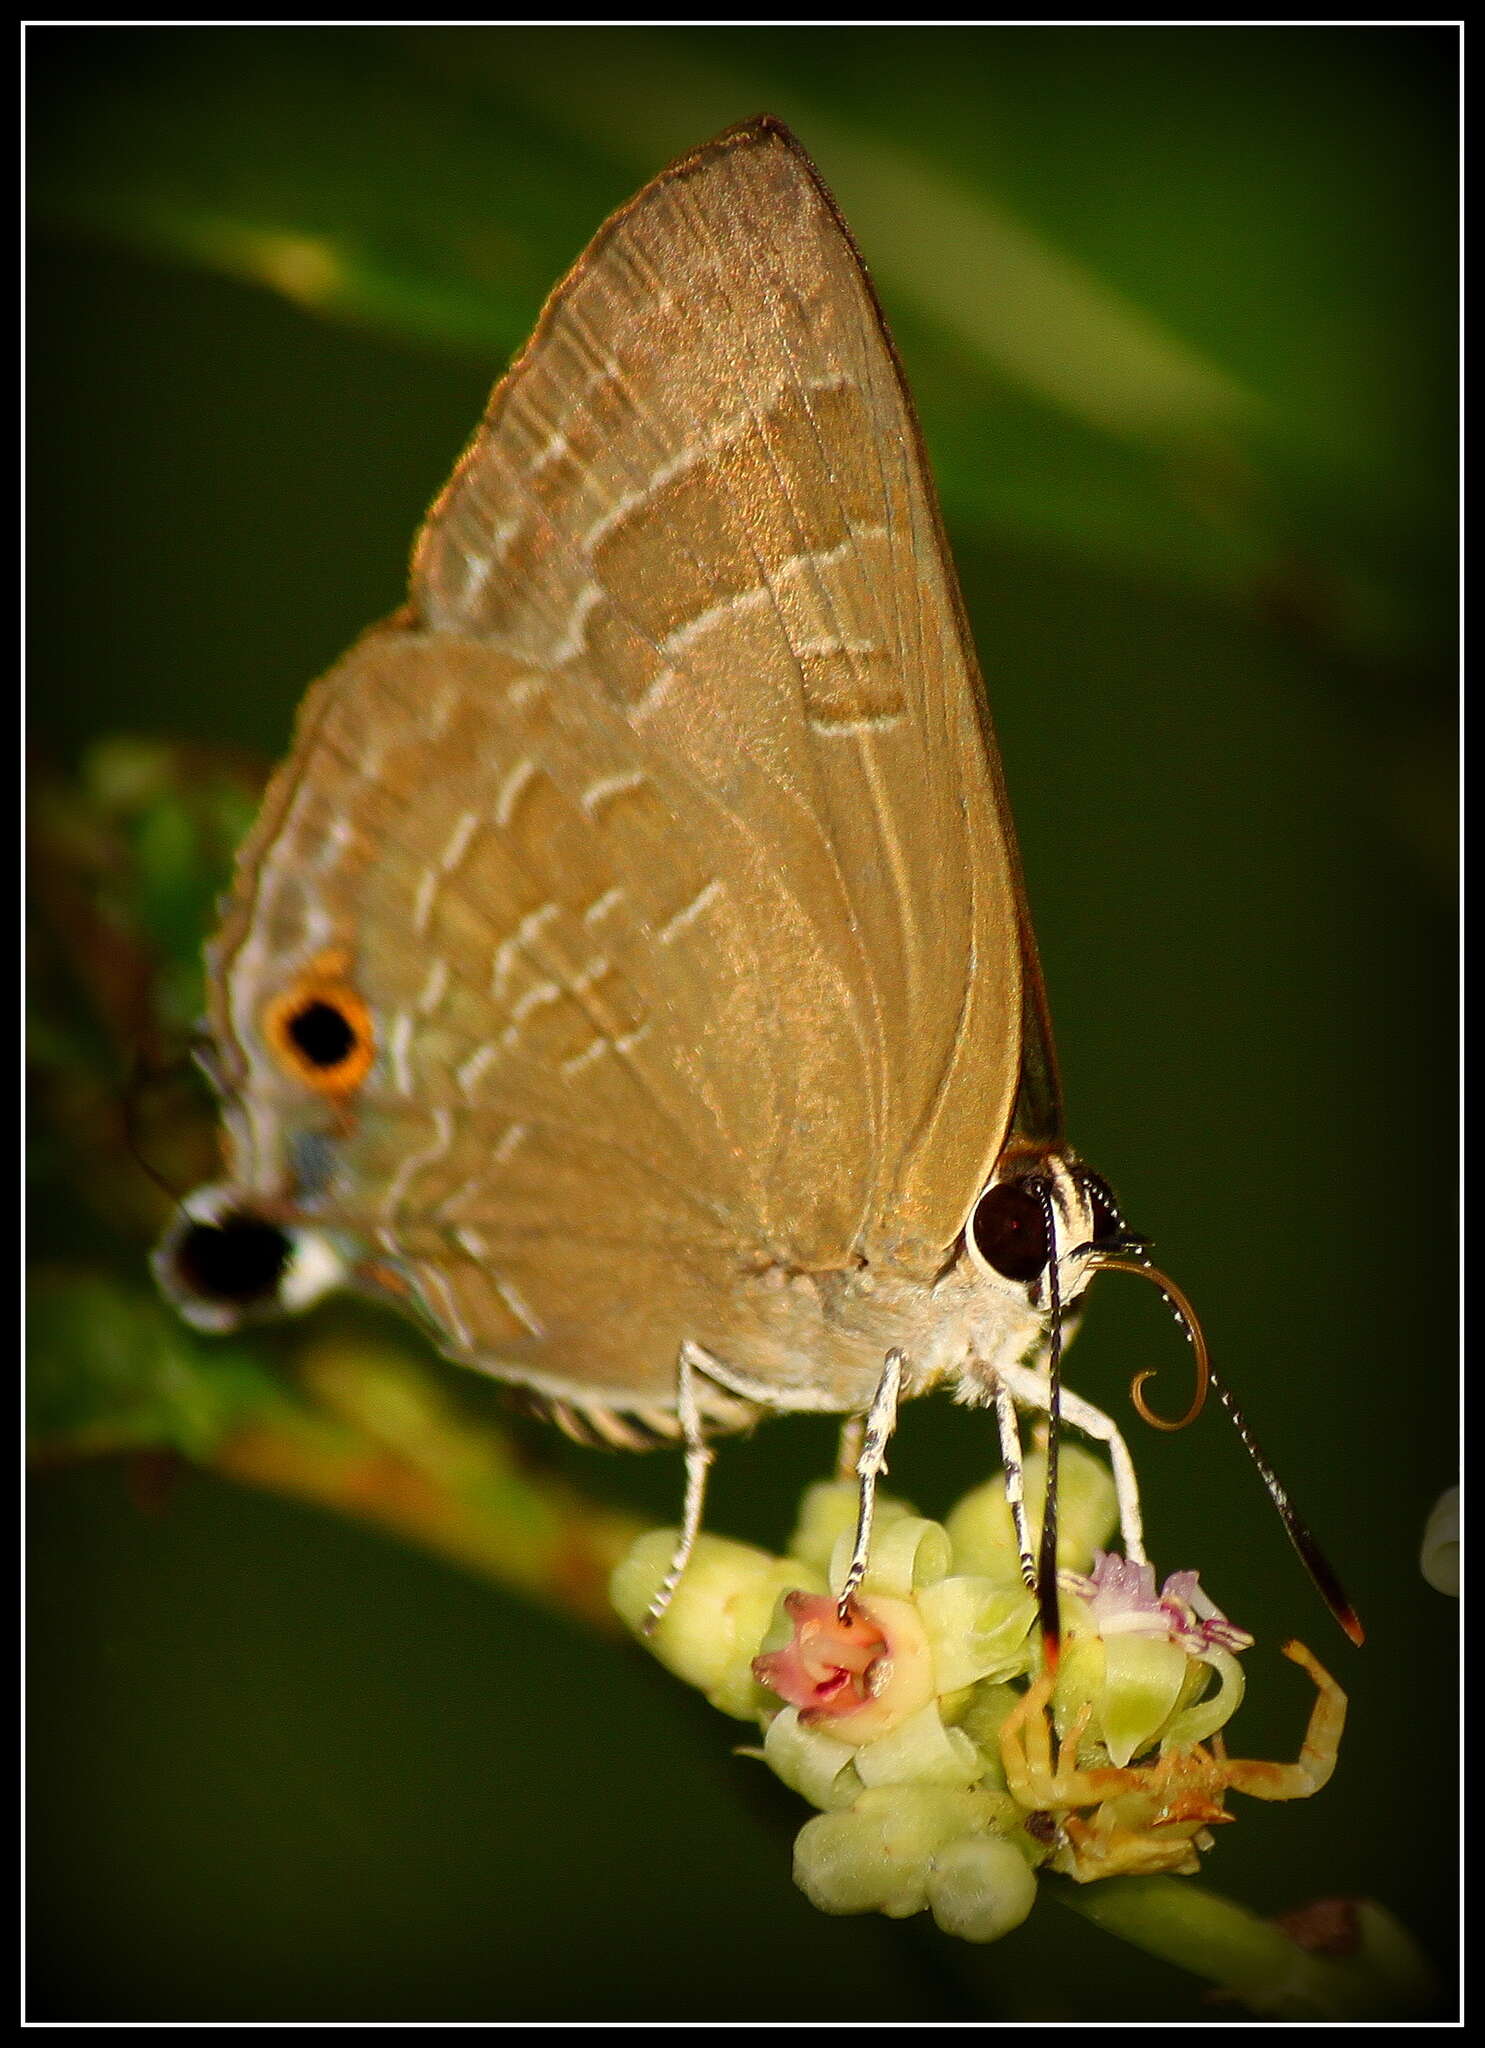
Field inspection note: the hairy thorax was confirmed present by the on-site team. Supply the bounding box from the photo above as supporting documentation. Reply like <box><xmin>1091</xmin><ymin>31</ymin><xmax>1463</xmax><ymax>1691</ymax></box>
<box><xmin>703</xmin><ymin>1248</ymin><xmax>1055</xmax><ymax>1418</ymax></box>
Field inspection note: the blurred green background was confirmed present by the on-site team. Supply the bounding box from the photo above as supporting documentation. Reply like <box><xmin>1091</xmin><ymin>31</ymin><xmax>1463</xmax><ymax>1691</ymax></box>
<box><xmin>27</xmin><ymin>24</ymin><xmax>1457</xmax><ymax>2021</ymax></box>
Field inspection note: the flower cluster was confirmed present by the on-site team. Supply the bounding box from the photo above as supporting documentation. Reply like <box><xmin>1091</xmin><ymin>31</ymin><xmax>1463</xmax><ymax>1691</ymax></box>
<box><xmin>610</xmin><ymin>1447</ymin><xmax>1308</xmax><ymax>1943</ymax></box>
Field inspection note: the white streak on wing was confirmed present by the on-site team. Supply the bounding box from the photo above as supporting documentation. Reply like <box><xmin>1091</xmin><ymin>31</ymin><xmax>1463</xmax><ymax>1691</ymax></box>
<box><xmin>494</xmin><ymin>1275</ymin><xmax>545</xmax><ymax>1339</ymax></box>
<box><xmin>455</xmin><ymin>1226</ymin><xmax>488</xmax><ymax>1260</ymax></box>
<box><xmin>795</xmin><ymin>635</ymin><xmax>879</xmax><ymax>658</ymax></box>
<box><xmin>494</xmin><ymin>758</ymin><xmax>538</xmax><ymax>829</ymax></box>
<box><xmin>629</xmin><ymin>668</ymin><xmax>677</xmax><ymax>723</ymax></box>
<box><xmin>424</xmin><ymin>683</ymin><xmax>458</xmax><ymax>742</ymax></box>
<box><xmin>579</xmin><ymin>769</ymin><xmax>646</xmax><ymax>817</ymax></box>
<box><xmin>657</xmin><ymin>879</ymin><xmax>722</xmax><ymax>946</ymax></box>
<box><xmin>580</xmin><ymin>377</ymin><xmax>855</xmax><ymax>554</ymax></box>
<box><xmin>493</xmin><ymin>1122</ymin><xmax>527</xmax><ymax>1164</ymax></box>
<box><xmin>659</xmin><ymin>583</ymin><xmax>772</xmax><ymax>656</ymax></box>
<box><xmin>270</xmin><ymin>892</ymin><xmax>333</xmax><ymax>978</ymax></box>
<box><xmin>381</xmin><ymin>1104</ymin><xmax>453</xmax><ymax>1221</ymax></box>
<box><xmin>780</xmin><ymin>534</ymin><xmax>886</xmax><ymax>582</ymax></box>
<box><xmin>502</xmin><ymin>981</ymin><xmax>559</xmax><ymax>1049</ymax></box>
<box><xmin>571</xmin><ymin>352</ymin><xmax>622</xmax><ymax>409</ymax></box>
<box><xmin>561</xmin><ymin>1036</ymin><xmax>607</xmax><ymax>1075</ymax></box>
<box><xmin>460</xmin><ymin>552</ymin><xmax>491</xmax><ymax>610</ymax></box>
<box><xmin>507</xmin><ymin>672</ymin><xmax>547</xmax><ymax>710</ymax></box>
<box><xmin>490</xmin><ymin>902</ymin><xmax>559</xmax><ymax>997</ymax></box>
<box><xmin>427</xmin><ymin>1177</ymin><xmax>477</xmax><ymax>1223</ymax></box>
<box><xmin>653</xmin><ymin>539</ymin><xmax>889</xmax><ymax>663</ymax></box>
<box><xmin>441</xmin><ymin>809</ymin><xmax>480</xmax><ymax>872</ymax></box>
<box><xmin>300</xmin><ymin>897</ymin><xmax>334</xmax><ymax>957</ymax></box>
<box><xmin>311</xmin><ymin>815</ymin><xmax>357</xmax><ymax>872</ymax></box>
<box><xmin>808</xmin><ymin>710</ymin><xmax>906</xmax><ymax>736</ymax></box>
<box><xmin>582</xmin><ymin>885</ymin><xmax>625</xmax><ymax>926</ymax></box>
<box><xmin>550</xmin><ymin>581</ymin><xmax>605</xmax><ymax>665</ymax></box>
<box><xmin>412</xmin><ymin>866</ymin><xmax>438</xmax><ymax>936</ymax></box>
<box><xmin>456</xmin><ymin>1043</ymin><xmax>497</xmax><ymax>1097</ymax></box>
<box><xmin>417</xmin><ymin>959</ymin><xmax>448</xmax><ymax>1017</ymax></box>
<box><xmin>389</xmin><ymin>1011</ymin><xmax>415</xmax><ymax>1097</ymax></box>
<box><xmin>528</xmin><ymin>429</ymin><xmax>570</xmax><ymax>478</ymax></box>
<box><xmin>582</xmin><ymin>440</ymin><xmax>707</xmax><ymax>551</ymax></box>
<box><xmin>512</xmin><ymin>981</ymin><xmax>560</xmax><ymax>1023</ymax></box>
<box><xmin>416</xmin><ymin>1260</ymin><xmax>474</xmax><ymax>1352</ymax></box>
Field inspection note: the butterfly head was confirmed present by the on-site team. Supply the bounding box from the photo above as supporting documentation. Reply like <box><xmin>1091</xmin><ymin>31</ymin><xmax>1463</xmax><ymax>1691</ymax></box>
<box><xmin>961</xmin><ymin>1146</ymin><xmax>1132</xmax><ymax>1332</ymax></box>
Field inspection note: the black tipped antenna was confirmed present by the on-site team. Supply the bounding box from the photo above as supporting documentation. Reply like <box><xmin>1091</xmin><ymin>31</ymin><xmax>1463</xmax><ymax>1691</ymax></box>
<box><xmin>1035</xmin><ymin>1179</ymin><xmax>1064</xmax><ymax>1671</ymax></box>
<box><xmin>1206</xmin><ymin>1363</ymin><xmax>1366</xmax><ymax>1647</ymax></box>
<box><xmin>1088</xmin><ymin>1251</ymin><xmax>1364</xmax><ymax>1648</ymax></box>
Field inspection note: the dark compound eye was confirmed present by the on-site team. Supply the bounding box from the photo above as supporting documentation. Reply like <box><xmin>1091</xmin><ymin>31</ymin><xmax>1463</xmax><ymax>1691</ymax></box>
<box><xmin>970</xmin><ymin>1178</ymin><xmax>1050</xmax><ymax>1283</ymax></box>
<box><xmin>170</xmin><ymin>1211</ymin><xmax>291</xmax><ymax>1308</ymax></box>
<box><xmin>285</xmin><ymin>998</ymin><xmax>359</xmax><ymax>1071</ymax></box>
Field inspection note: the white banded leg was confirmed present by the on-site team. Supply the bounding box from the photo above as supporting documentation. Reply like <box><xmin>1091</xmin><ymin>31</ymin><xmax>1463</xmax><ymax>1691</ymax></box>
<box><xmin>998</xmin><ymin>1361</ymin><xmax>1147</xmax><ymax>1566</ymax></box>
<box><xmin>641</xmin><ymin>1342</ymin><xmax>715</xmax><ymax>1635</ymax></box>
<box><xmin>992</xmin><ymin>1379</ymin><xmax>1039</xmax><ymax>1593</ymax></box>
<box><xmin>837</xmin><ymin>1348</ymin><xmax>904</xmax><ymax>1615</ymax></box>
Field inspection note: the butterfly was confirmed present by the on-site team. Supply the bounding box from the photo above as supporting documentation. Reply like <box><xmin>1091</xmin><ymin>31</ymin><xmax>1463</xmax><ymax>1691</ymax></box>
<box><xmin>154</xmin><ymin>116</ymin><xmax>1359</xmax><ymax>1652</ymax></box>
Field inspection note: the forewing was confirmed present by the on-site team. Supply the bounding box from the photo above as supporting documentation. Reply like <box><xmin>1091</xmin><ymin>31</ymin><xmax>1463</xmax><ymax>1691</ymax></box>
<box><xmin>411</xmin><ymin>118</ymin><xmax>1037</xmax><ymax>1263</ymax></box>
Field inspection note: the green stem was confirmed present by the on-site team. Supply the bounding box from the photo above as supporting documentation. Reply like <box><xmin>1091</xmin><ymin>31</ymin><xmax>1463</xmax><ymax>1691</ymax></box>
<box><xmin>1053</xmin><ymin>1876</ymin><xmax>1440</xmax><ymax>2020</ymax></box>
<box><xmin>27</xmin><ymin>1278</ymin><xmax>645</xmax><ymax>1637</ymax></box>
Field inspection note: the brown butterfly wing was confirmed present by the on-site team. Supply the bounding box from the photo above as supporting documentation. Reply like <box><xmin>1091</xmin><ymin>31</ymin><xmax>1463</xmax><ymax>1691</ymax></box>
<box><xmin>411</xmin><ymin>118</ymin><xmax>1043</xmax><ymax>1263</ymax></box>
<box><xmin>209</xmin><ymin>622</ymin><xmax>883</xmax><ymax>1413</ymax></box>
<box><xmin>209</xmin><ymin>119</ymin><xmax>1049</xmax><ymax>1417</ymax></box>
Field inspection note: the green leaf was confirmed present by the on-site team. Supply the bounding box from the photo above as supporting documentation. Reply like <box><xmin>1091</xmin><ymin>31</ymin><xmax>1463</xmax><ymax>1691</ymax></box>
<box><xmin>30</xmin><ymin>25</ymin><xmax>1455</xmax><ymax>654</ymax></box>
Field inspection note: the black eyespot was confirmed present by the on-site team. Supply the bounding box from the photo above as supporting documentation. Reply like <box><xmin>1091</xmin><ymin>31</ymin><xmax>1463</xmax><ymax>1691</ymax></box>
<box><xmin>263</xmin><ymin>975</ymin><xmax>374</xmax><ymax>1094</ymax></box>
<box><xmin>286</xmin><ymin>998</ymin><xmax>358</xmax><ymax>1070</ymax></box>
<box><xmin>970</xmin><ymin>1178</ymin><xmax>1050</xmax><ymax>1283</ymax></box>
<box><xmin>171</xmin><ymin>1212</ymin><xmax>291</xmax><ymax>1308</ymax></box>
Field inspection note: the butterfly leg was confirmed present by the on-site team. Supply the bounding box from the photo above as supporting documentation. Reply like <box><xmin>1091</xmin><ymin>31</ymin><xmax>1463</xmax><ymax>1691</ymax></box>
<box><xmin>834</xmin><ymin>1413</ymin><xmax>865</xmax><ymax>1482</ymax></box>
<box><xmin>836</xmin><ymin>1348</ymin><xmax>905</xmax><ymax>1616</ymax></box>
<box><xmin>641</xmin><ymin>1341</ymin><xmax>716</xmax><ymax>1635</ymax></box>
<box><xmin>1059</xmin><ymin>1383</ymin><xmax>1147</xmax><ymax>1565</ymax></box>
<box><xmin>998</xmin><ymin>1361</ymin><xmax>1148</xmax><ymax>1566</ymax></box>
<box><xmin>991</xmin><ymin>1378</ymin><xmax>1041</xmax><ymax>1594</ymax></box>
